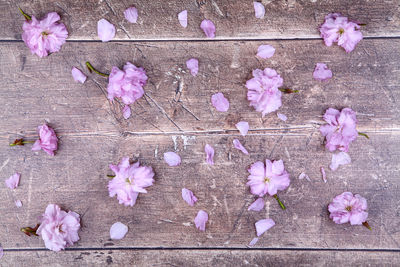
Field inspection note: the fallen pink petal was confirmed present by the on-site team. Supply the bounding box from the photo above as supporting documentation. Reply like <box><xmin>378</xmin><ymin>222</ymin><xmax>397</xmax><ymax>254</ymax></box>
<box><xmin>124</xmin><ymin>7</ymin><xmax>138</xmax><ymax>23</ymax></box>
<box><xmin>211</xmin><ymin>92</ymin><xmax>229</xmax><ymax>112</ymax></box>
<box><xmin>186</xmin><ymin>58</ymin><xmax>199</xmax><ymax>76</ymax></box>
<box><xmin>5</xmin><ymin>173</ymin><xmax>20</xmax><ymax>189</ymax></box>
<box><xmin>298</xmin><ymin>172</ymin><xmax>311</xmax><ymax>182</ymax></box>
<box><xmin>313</xmin><ymin>63</ymin><xmax>333</xmax><ymax>81</ymax></box>
<box><xmin>248</xmin><ymin>198</ymin><xmax>264</xmax><ymax>211</ymax></box>
<box><xmin>71</xmin><ymin>67</ymin><xmax>87</xmax><ymax>84</ymax></box>
<box><xmin>257</xmin><ymin>45</ymin><xmax>275</xmax><ymax>59</ymax></box>
<box><xmin>182</xmin><ymin>188</ymin><xmax>198</xmax><ymax>206</ymax></box>
<box><xmin>164</xmin><ymin>152</ymin><xmax>181</xmax><ymax>167</ymax></box>
<box><xmin>122</xmin><ymin>106</ymin><xmax>131</xmax><ymax>119</ymax></box>
<box><xmin>110</xmin><ymin>222</ymin><xmax>128</xmax><ymax>240</ymax></box>
<box><xmin>194</xmin><ymin>210</ymin><xmax>208</xmax><ymax>231</ymax></box>
<box><xmin>15</xmin><ymin>200</ymin><xmax>23</xmax><ymax>208</ymax></box>
<box><xmin>330</xmin><ymin>152</ymin><xmax>351</xmax><ymax>171</ymax></box>
<box><xmin>233</xmin><ymin>139</ymin><xmax>249</xmax><ymax>155</ymax></box>
<box><xmin>178</xmin><ymin>10</ymin><xmax>188</xmax><ymax>28</ymax></box>
<box><xmin>321</xmin><ymin>167</ymin><xmax>327</xmax><ymax>183</ymax></box>
<box><xmin>0</xmin><ymin>245</ymin><xmax>3</xmax><ymax>259</ymax></box>
<box><xmin>205</xmin><ymin>144</ymin><xmax>214</xmax><ymax>165</ymax></box>
<box><xmin>329</xmin><ymin>192</ymin><xmax>368</xmax><ymax>225</ymax></box>
<box><xmin>253</xmin><ymin>2</ymin><xmax>265</xmax><ymax>19</ymax></box>
<box><xmin>200</xmin><ymin>19</ymin><xmax>216</xmax><ymax>38</ymax></box>
<box><xmin>255</xmin><ymin>218</ymin><xmax>275</xmax><ymax>236</ymax></box>
<box><xmin>32</xmin><ymin>124</ymin><xmax>58</xmax><ymax>156</ymax></box>
<box><xmin>97</xmin><ymin>18</ymin><xmax>116</xmax><ymax>42</ymax></box>
<box><xmin>248</xmin><ymin>237</ymin><xmax>259</xmax><ymax>247</ymax></box>
<box><xmin>277</xmin><ymin>113</ymin><xmax>287</xmax><ymax>121</ymax></box>
<box><xmin>235</xmin><ymin>121</ymin><xmax>249</xmax><ymax>136</ymax></box>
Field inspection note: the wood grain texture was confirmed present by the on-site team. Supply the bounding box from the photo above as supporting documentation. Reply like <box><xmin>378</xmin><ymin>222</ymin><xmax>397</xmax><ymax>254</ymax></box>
<box><xmin>1</xmin><ymin>249</ymin><xmax>400</xmax><ymax>267</ymax></box>
<box><xmin>1</xmin><ymin>0</ymin><xmax>399</xmax><ymax>40</ymax></box>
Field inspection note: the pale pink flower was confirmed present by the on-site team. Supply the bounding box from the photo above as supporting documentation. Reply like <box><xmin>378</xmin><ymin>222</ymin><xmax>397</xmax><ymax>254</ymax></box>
<box><xmin>186</xmin><ymin>58</ymin><xmax>199</xmax><ymax>76</ymax></box>
<box><xmin>246</xmin><ymin>68</ymin><xmax>283</xmax><ymax>116</ymax></box>
<box><xmin>15</xmin><ymin>200</ymin><xmax>23</xmax><ymax>208</ymax></box>
<box><xmin>164</xmin><ymin>152</ymin><xmax>181</xmax><ymax>167</ymax></box>
<box><xmin>182</xmin><ymin>188</ymin><xmax>197</xmax><ymax>206</ymax></box>
<box><xmin>5</xmin><ymin>173</ymin><xmax>20</xmax><ymax>189</ymax></box>
<box><xmin>328</xmin><ymin>192</ymin><xmax>368</xmax><ymax>225</ymax></box>
<box><xmin>248</xmin><ymin>237</ymin><xmax>259</xmax><ymax>247</ymax></box>
<box><xmin>36</xmin><ymin>204</ymin><xmax>80</xmax><ymax>252</ymax></box>
<box><xmin>124</xmin><ymin>7</ymin><xmax>138</xmax><ymax>23</ymax></box>
<box><xmin>211</xmin><ymin>92</ymin><xmax>229</xmax><ymax>112</ymax></box>
<box><xmin>200</xmin><ymin>19</ymin><xmax>215</xmax><ymax>38</ymax></box>
<box><xmin>257</xmin><ymin>45</ymin><xmax>275</xmax><ymax>59</ymax></box>
<box><xmin>313</xmin><ymin>63</ymin><xmax>332</xmax><ymax>81</ymax></box>
<box><xmin>320</xmin><ymin>108</ymin><xmax>358</xmax><ymax>152</ymax></box>
<box><xmin>97</xmin><ymin>19</ymin><xmax>115</xmax><ymax>42</ymax></box>
<box><xmin>247</xmin><ymin>159</ymin><xmax>290</xmax><ymax>197</ymax></box>
<box><xmin>235</xmin><ymin>121</ymin><xmax>249</xmax><ymax>136</ymax></box>
<box><xmin>233</xmin><ymin>139</ymin><xmax>249</xmax><ymax>155</ymax></box>
<box><xmin>110</xmin><ymin>222</ymin><xmax>128</xmax><ymax>240</ymax></box>
<box><xmin>22</xmin><ymin>12</ymin><xmax>68</xmax><ymax>58</ymax></box>
<box><xmin>255</xmin><ymin>218</ymin><xmax>275</xmax><ymax>236</ymax></box>
<box><xmin>253</xmin><ymin>2</ymin><xmax>265</xmax><ymax>19</ymax></box>
<box><xmin>108</xmin><ymin>157</ymin><xmax>155</xmax><ymax>207</ymax></box>
<box><xmin>194</xmin><ymin>210</ymin><xmax>208</xmax><ymax>231</ymax></box>
<box><xmin>321</xmin><ymin>167</ymin><xmax>327</xmax><ymax>183</ymax></box>
<box><xmin>32</xmin><ymin>124</ymin><xmax>58</xmax><ymax>156</ymax></box>
<box><xmin>205</xmin><ymin>144</ymin><xmax>214</xmax><ymax>165</ymax></box>
<box><xmin>107</xmin><ymin>62</ymin><xmax>148</xmax><ymax>105</ymax></box>
<box><xmin>248</xmin><ymin>198</ymin><xmax>264</xmax><ymax>211</ymax></box>
<box><xmin>71</xmin><ymin>67</ymin><xmax>87</xmax><ymax>84</ymax></box>
<box><xmin>277</xmin><ymin>113</ymin><xmax>287</xmax><ymax>121</ymax></box>
<box><xmin>330</xmin><ymin>152</ymin><xmax>351</xmax><ymax>171</ymax></box>
<box><xmin>122</xmin><ymin>105</ymin><xmax>131</xmax><ymax>119</ymax></box>
<box><xmin>178</xmin><ymin>10</ymin><xmax>188</xmax><ymax>28</ymax></box>
<box><xmin>320</xmin><ymin>13</ymin><xmax>363</xmax><ymax>53</ymax></box>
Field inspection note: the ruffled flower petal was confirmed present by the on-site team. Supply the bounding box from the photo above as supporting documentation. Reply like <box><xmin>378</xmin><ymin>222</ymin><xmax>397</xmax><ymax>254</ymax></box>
<box><xmin>233</xmin><ymin>139</ymin><xmax>249</xmax><ymax>155</ymax></box>
<box><xmin>182</xmin><ymin>188</ymin><xmax>198</xmax><ymax>206</ymax></box>
<box><xmin>235</xmin><ymin>121</ymin><xmax>249</xmax><ymax>136</ymax></box>
<box><xmin>194</xmin><ymin>210</ymin><xmax>208</xmax><ymax>231</ymax></box>
<box><xmin>110</xmin><ymin>222</ymin><xmax>128</xmax><ymax>240</ymax></box>
<box><xmin>97</xmin><ymin>19</ymin><xmax>116</xmax><ymax>42</ymax></box>
<box><xmin>124</xmin><ymin>7</ymin><xmax>138</xmax><ymax>23</ymax></box>
<box><xmin>257</xmin><ymin>45</ymin><xmax>275</xmax><ymax>59</ymax></box>
<box><xmin>313</xmin><ymin>63</ymin><xmax>332</xmax><ymax>81</ymax></box>
<box><xmin>328</xmin><ymin>192</ymin><xmax>368</xmax><ymax>225</ymax></box>
<box><xmin>200</xmin><ymin>19</ymin><xmax>215</xmax><ymax>38</ymax></box>
<box><xmin>71</xmin><ymin>67</ymin><xmax>87</xmax><ymax>84</ymax></box>
<box><xmin>186</xmin><ymin>58</ymin><xmax>199</xmax><ymax>76</ymax></box>
<box><xmin>178</xmin><ymin>10</ymin><xmax>188</xmax><ymax>28</ymax></box>
<box><xmin>211</xmin><ymin>92</ymin><xmax>229</xmax><ymax>112</ymax></box>
<box><xmin>255</xmin><ymin>218</ymin><xmax>275</xmax><ymax>236</ymax></box>
<box><xmin>248</xmin><ymin>198</ymin><xmax>264</xmax><ymax>211</ymax></box>
<box><xmin>205</xmin><ymin>144</ymin><xmax>214</xmax><ymax>165</ymax></box>
<box><xmin>253</xmin><ymin>2</ymin><xmax>265</xmax><ymax>19</ymax></box>
<box><xmin>164</xmin><ymin>152</ymin><xmax>181</xmax><ymax>167</ymax></box>
<box><xmin>5</xmin><ymin>173</ymin><xmax>20</xmax><ymax>189</ymax></box>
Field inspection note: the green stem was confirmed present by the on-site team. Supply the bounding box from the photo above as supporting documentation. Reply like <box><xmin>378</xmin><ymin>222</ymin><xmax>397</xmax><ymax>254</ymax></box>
<box><xmin>279</xmin><ymin>88</ymin><xmax>299</xmax><ymax>94</ymax></box>
<box><xmin>19</xmin><ymin>8</ymin><xmax>31</xmax><ymax>21</ymax></box>
<box><xmin>107</xmin><ymin>175</ymin><xmax>116</xmax><ymax>179</ymax></box>
<box><xmin>86</xmin><ymin>62</ymin><xmax>109</xmax><ymax>77</ymax></box>
<box><xmin>359</xmin><ymin>23</ymin><xmax>367</xmax><ymax>27</ymax></box>
<box><xmin>362</xmin><ymin>221</ymin><xmax>372</xmax><ymax>231</ymax></box>
<box><xmin>21</xmin><ymin>224</ymin><xmax>40</xmax><ymax>237</ymax></box>
<box><xmin>358</xmin><ymin>132</ymin><xmax>369</xmax><ymax>139</ymax></box>
<box><xmin>9</xmin><ymin>139</ymin><xmax>35</xmax><ymax>146</ymax></box>
<box><xmin>273</xmin><ymin>194</ymin><xmax>286</xmax><ymax>210</ymax></box>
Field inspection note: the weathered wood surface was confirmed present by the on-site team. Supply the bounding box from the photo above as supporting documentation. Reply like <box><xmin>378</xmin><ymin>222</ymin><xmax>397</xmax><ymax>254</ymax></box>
<box><xmin>1</xmin><ymin>249</ymin><xmax>400</xmax><ymax>267</ymax></box>
<box><xmin>1</xmin><ymin>0</ymin><xmax>399</xmax><ymax>40</ymax></box>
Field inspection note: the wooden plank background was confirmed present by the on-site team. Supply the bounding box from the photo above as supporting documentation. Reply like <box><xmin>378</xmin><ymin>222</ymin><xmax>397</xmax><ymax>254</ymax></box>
<box><xmin>0</xmin><ymin>0</ymin><xmax>399</xmax><ymax>266</ymax></box>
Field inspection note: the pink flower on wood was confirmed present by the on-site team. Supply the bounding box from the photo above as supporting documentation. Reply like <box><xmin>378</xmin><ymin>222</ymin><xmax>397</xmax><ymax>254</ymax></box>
<box><xmin>36</xmin><ymin>204</ymin><xmax>80</xmax><ymax>252</ymax></box>
<box><xmin>178</xmin><ymin>10</ymin><xmax>188</xmax><ymax>28</ymax></box>
<box><xmin>247</xmin><ymin>159</ymin><xmax>290</xmax><ymax>197</ymax></box>
<box><xmin>320</xmin><ymin>108</ymin><xmax>358</xmax><ymax>152</ymax></box>
<box><xmin>255</xmin><ymin>218</ymin><xmax>275</xmax><ymax>236</ymax></box>
<box><xmin>313</xmin><ymin>63</ymin><xmax>332</xmax><ymax>81</ymax></box>
<box><xmin>32</xmin><ymin>124</ymin><xmax>58</xmax><ymax>156</ymax></box>
<box><xmin>186</xmin><ymin>58</ymin><xmax>199</xmax><ymax>76</ymax></box>
<box><xmin>246</xmin><ymin>68</ymin><xmax>283</xmax><ymax>116</ymax></box>
<box><xmin>194</xmin><ymin>210</ymin><xmax>208</xmax><ymax>231</ymax></box>
<box><xmin>328</xmin><ymin>192</ymin><xmax>368</xmax><ymax>225</ymax></box>
<box><xmin>108</xmin><ymin>157</ymin><xmax>155</xmax><ymax>207</ymax></box>
<box><xmin>5</xmin><ymin>173</ymin><xmax>20</xmax><ymax>189</ymax></box>
<box><xmin>22</xmin><ymin>12</ymin><xmax>68</xmax><ymax>58</ymax></box>
<box><xmin>200</xmin><ymin>19</ymin><xmax>215</xmax><ymax>38</ymax></box>
<box><xmin>182</xmin><ymin>188</ymin><xmax>197</xmax><ymax>206</ymax></box>
<box><xmin>124</xmin><ymin>7</ymin><xmax>138</xmax><ymax>24</ymax></box>
<box><xmin>211</xmin><ymin>92</ymin><xmax>229</xmax><ymax>112</ymax></box>
<box><xmin>71</xmin><ymin>67</ymin><xmax>87</xmax><ymax>84</ymax></box>
<box><xmin>205</xmin><ymin>144</ymin><xmax>214</xmax><ymax>165</ymax></box>
<box><xmin>97</xmin><ymin>19</ymin><xmax>115</xmax><ymax>42</ymax></box>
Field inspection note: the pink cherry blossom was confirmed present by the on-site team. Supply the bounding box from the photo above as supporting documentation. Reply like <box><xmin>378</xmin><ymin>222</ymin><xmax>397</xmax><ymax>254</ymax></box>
<box><xmin>122</xmin><ymin>105</ymin><xmax>131</xmax><ymax>119</ymax></box>
<box><xmin>71</xmin><ymin>67</ymin><xmax>87</xmax><ymax>84</ymax></box>
<box><xmin>194</xmin><ymin>210</ymin><xmax>208</xmax><ymax>231</ymax></box>
<box><xmin>97</xmin><ymin>19</ymin><xmax>116</xmax><ymax>42</ymax></box>
<box><xmin>233</xmin><ymin>139</ymin><xmax>249</xmax><ymax>155</ymax></box>
<box><xmin>164</xmin><ymin>152</ymin><xmax>181</xmax><ymax>167</ymax></box>
<box><xmin>330</xmin><ymin>152</ymin><xmax>351</xmax><ymax>171</ymax></box>
<box><xmin>253</xmin><ymin>2</ymin><xmax>265</xmax><ymax>19</ymax></box>
<box><xmin>320</xmin><ymin>13</ymin><xmax>363</xmax><ymax>53</ymax></box>
<box><xmin>36</xmin><ymin>204</ymin><xmax>80</xmax><ymax>252</ymax></box>
<box><xmin>32</xmin><ymin>124</ymin><xmax>58</xmax><ymax>156</ymax></box>
<box><xmin>186</xmin><ymin>58</ymin><xmax>199</xmax><ymax>76</ymax></box>
<box><xmin>255</xmin><ymin>218</ymin><xmax>275</xmax><ymax>236</ymax></box>
<box><xmin>247</xmin><ymin>159</ymin><xmax>290</xmax><ymax>197</ymax></box>
<box><xmin>200</xmin><ymin>19</ymin><xmax>215</xmax><ymax>38</ymax></box>
<box><xmin>313</xmin><ymin>63</ymin><xmax>332</xmax><ymax>81</ymax></box>
<box><xmin>5</xmin><ymin>173</ymin><xmax>20</xmax><ymax>189</ymax></box>
<box><xmin>277</xmin><ymin>113</ymin><xmax>287</xmax><ymax>121</ymax></box>
<box><xmin>108</xmin><ymin>157</ymin><xmax>155</xmax><ymax>207</ymax></box>
<box><xmin>257</xmin><ymin>45</ymin><xmax>275</xmax><ymax>59</ymax></box>
<box><xmin>110</xmin><ymin>222</ymin><xmax>128</xmax><ymax>240</ymax></box>
<box><xmin>321</xmin><ymin>167</ymin><xmax>327</xmax><ymax>183</ymax></box>
<box><xmin>211</xmin><ymin>92</ymin><xmax>229</xmax><ymax>112</ymax></box>
<box><xmin>246</xmin><ymin>68</ymin><xmax>283</xmax><ymax>116</ymax></box>
<box><xmin>235</xmin><ymin>121</ymin><xmax>249</xmax><ymax>136</ymax></box>
<box><xmin>178</xmin><ymin>10</ymin><xmax>188</xmax><ymax>28</ymax></box>
<box><xmin>205</xmin><ymin>144</ymin><xmax>214</xmax><ymax>165</ymax></box>
<box><xmin>328</xmin><ymin>192</ymin><xmax>368</xmax><ymax>225</ymax></box>
<box><xmin>22</xmin><ymin>12</ymin><xmax>68</xmax><ymax>58</ymax></box>
<box><xmin>107</xmin><ymin>62</ymin><xmax>148</xmax><ymax>106</ymax></box>
<box><xmin>182</xmin><ymin>188</ymin><xmax>198</xmax><ymax>206</ymax></box>
<box><xmin>320</xmin><ymin>108</ymin><xmax>358</xmax><ymax>152</ymax></box>
<box><xmin>124</xmin><ymin>7</ymin><xmax>138</xmax><ymax>23</ymax></box>
<box><xmin>248</xmin><ymin>198</ymin><xmax>264</xmax><ymax>211</ymax></box>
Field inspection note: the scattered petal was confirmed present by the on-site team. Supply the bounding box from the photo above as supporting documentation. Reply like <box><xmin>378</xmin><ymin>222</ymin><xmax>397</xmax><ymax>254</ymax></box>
<box><xmin>253</xmin><ymin>2</ymin><xmax>265</xmax><ymax>19</ymax></box>
<box><xmin>200</xmin><ymin>19</ymin><xmax>215</xmax><ymax>38</ymax></box>
<box><xmin>248</xmin><ymin>237</ymin><xmax>259</xmax><ymax>247</ymax></box>
<box><xmin>178</xmin><ymin>10</ymin><xmax>188</xmax><ymax>28</ymax></box>
<box><xmin>233</xmin><ymin>139</ymin><xmax>249</xmax><ymax>155</ymax></box>
<box><xmin>329</xmin><ymin>192</ymin><xmax>368</xmax><ymax>225</ymax></box>
<box><xmin>71</xmin><ymin>67</ymin><xmax>87</xmax><ymax>84</ymax></box>
<box><xmin>15</xmin><ymin>200</ymin><xmax>23</xmax><ymax>208</ymax></box>
<box><xmin>255</xmin><ymin>219</ymin><xmax>275</xmax><ymax>236</ymax></box>
<box><xmin>277</xmin><ymin>113</ymin><xmax>287</xmax><ymax>121</ymax></box>
<box><xmin>124</xmin><ymin>7</ymin><xmax>138</xmax><ymax>23</ymax></box>
<box><xmin>321</xmin><ymin>167</ymin><xmax>327</xmax><ymax>183</ymax></box>
<box><xmin>97</xmin><ymin>19</ymin><xmax>116</xmax><ymax>42</ymax></box>
<box><xmin>257</xmin><ymin>45</ymin><xmax>275</xmax><ymax>59</ymax></box>
<box><xmin>298</xmin><ymin>172</ymin><xmax>311</xmax><ymax>182</ymax></box>
<box><xmin>32</xmin><ymin>124</ymin><xmax>58</xmax><ymax>156</ymax></box>
<box><xmin>186</xmin><ymin>58</ymin><xmax>199</xmax><ymax>76</ymax></box>
<box><xmin>164</xmin><ymin>152</ymin><xmax>181</xmax><ymax>167</ymax></box>
<box><xmin>122</xmin><ymin>106</ymin><xmax>131</xmax><ymax>119</ymax></box>
<box><xmin>248</xmin><ymin>198</ymin><xmax>264</xmax><ymax>211</ymax></box>
<box><xmin>330</xmin><ymin>152</ymin><xmax>351</xmax><ymax>171</ymax></box>
<box><xmin>194</xmin><ymin>210</ymin><xmax>208</xmax><ymax>231</ymax></box>
<box><xmin>211</xmin><ymin>92</ymin><xmax>229</xmax><ymax>112</ymax></box>
<box><xmin>5</xmin><ymin>173</ymin><xmax>20</xmax><ymax>189</ymax></box>
<box><xmin>313</xmin><ymin>63</ymin><xmax>333</xmax><ymax>81</ymax></box>
<box><xmin>182</xmin><ymin>188</ymin><xmax>198</xmax><ymax>206</ymax></box>
<box><xmin>235</xmin><ymin>121</ymin><xmax>249</xmax><ymax>136</ymax></box>
<box><xmin>205</xmin><ymin>144</ymin><xmax>214</xmax><ymax>165</ymax></box>
<box><xmin>110</xmin><ymin>222</ymin><xmax>128</xmax><ymax>240</ymax></box>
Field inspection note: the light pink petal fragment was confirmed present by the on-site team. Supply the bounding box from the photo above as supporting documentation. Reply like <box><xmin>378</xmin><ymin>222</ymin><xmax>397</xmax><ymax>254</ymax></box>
<box><xmin>248</xmin><ymin>198</ymin><xmax>264</xmax><ymax>211</ymax></box>
<box><xmin>235</xmin><ymin>121</ymin><xmax>249</xmax><ymax>136</ymax></box>
<box><xmin>253</xmin><ymin>2</ymin><xmax>265</xmax><ymax>19</ymax></box>
<box><xmin>321</xmin><ymin>167</ymin><xmax>327</xmax><ymax>183</ymax></box>
<box><xmin>313</xmin><ymin>63</ymin><xmax>333</xmax><ymax>81</ymax></box>
<box><xmin>186</xmin><ymin>58</ymin><xmax>199</xmax><ymax>76</ymax></box>
<box><xmin>248</xmin><ymin>237</ymin><xmax>259</xmax><ymax>247</ymax></box>
<box><xmin>97</xmin><ymin>19</ymin><xmax>116</xmax><ymax>42</ymax></box>
<box><xmin>255</xmin><ymin>219</ymin><xmax>275</xmax><ymax>236</ymax></box>
<box><xmin>194</xmin><ymin>210</ymin><xmax>208</xmax><ymax>231</ymax></box>
<box><xmin>5</xmin><ymin>173</ymin><xmax>20</xmax><ymax>189</ymax></box>
<box><xmin>124</xmin><ymin>7</ymin><xmax>138</xmax><ymax>23</ymax></box>
<box><xmin>205</xmin><ymin>144</ymin><xmax>214</xmax><ymax>165</ymax></box>
<box><xmin>211</xmin><ymin>93</ymin><xmax>229</xmax><ymax>112</ymax></box>
<box><xmin>330</xmin><ymin>152</ymin><xmax>351</xmax><ymax>171</ymax></box>
<box><xmin>257</xmin><ymin>45</ymin><xmax>275</xmax><ymax>59</ymax></box>
<box><xmin>178</xmin><ymin>10</ymin><xmax>188</xmax><ymax>28</ymax></box>
<box><xmin>200</xmin><ymin>19</ymin><xmax>215</xmax><ymax>38</ymax></box>
<box><xmin>298</xmin><ymin>172</ymin><xmax>311</xmax><ymax>182</ymax></box>
<box><xmin>277</xmin><ymin>113</ymin><xmax>287</xmax><ymax>121</ymax></box>
<box><xmin>71</xmin><ymin>67</ymin><xmax>87</xmax><ymax>84</ymax></box>
<box><xmin>164</xmin><ymin>152</ymin><xmax>181</xmax><ymax>167</ymax></box>
<box><xmin>110</xmin><ymin>222</ymin><xmax>128</xmax><ymax>240</ymax></box>
<box><xmin>0</xmin><ymin>245</ymin><xmax>3</xmax><ymax>259</ymax></box>
<box><xmin>122</xmin><ymin>106</ymin><xmax>131</xmax><ymax>119</ymax></box>
<box><xmin>15</xmin><ymin>200</ymin><xmax>23</xmax><ymax>207</ymax></box>
<box><xmin>182</xmin><ymin>188</ymin><xmax>198</xmax><ymax>206</ymax></box>
<box><xmin>233</xmin><ymin>139</ymin><xmax>249</xmax><ymax>155</ymax></box>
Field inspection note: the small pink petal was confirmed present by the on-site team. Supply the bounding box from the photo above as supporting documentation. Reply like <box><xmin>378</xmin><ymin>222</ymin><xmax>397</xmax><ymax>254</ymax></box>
<box><xmin>313</xmin><ymin>63</ymin><xmax>333</xmax><ymax>81</ymax></box>
<box><xmin>164</xmin><ymin>152</ymin><xmax>181</xmax><ymax>167</ymax></box>
<box><xmin>186</xmin><ymin>58</ymin><xmax>199</xmax><ymax>76</ymax></box>
<box><xmin>71</xmin><ymin>67</ymin><xmax>87</xmax><ymax>84</ymax></box>
<box><xmin>205</xmin><ymin>144</ymin><xmax>214</xmax><ymax>165</ymax></box>
<box><xmin>255</xmin><ymin>218</ymin><xmax>275</xmax><ymax>236</ymax></box>
<box><xmin>0</xmin><ymin>245</ymin><xmax>3</xmax><ymax>259</ymax></box>
<box><xmin>330</xmin><ymin>152</ymin><xmax>351</xmax><ymax>171</ymax></box>
<box><xmin>277</xmin><ymin>113</ymin><xmax>287</xmax><ymax>121</ymax></box>
<box><xmin>253</xmin><ymin>2</ymin><xmax>265</xmax><ymax>19</ymax></box>
<box><xmin>248</xmin><ymin>198</ymin><xmax>264</xmax><ymax>211</ymax></box>
<box><xmin>32</xmin><ymin>140</ymin><xmax>41</xmax><ymax>151</ymax></box>
<box><xmin>194</xmin><ymin>210</ymin><xmax>208</xmax><ymax>231</ymax></box>
<box><xmin>321</xmin><ymin>167</ymin><xmax>327</xmax><ymax>183</ymax></box>
<box><xmin>15</xmin><ymin>200</ymin><xmax>23</xmax><ymax>208</ymax></box>
<box><xmin>178</xmin><ymin>10</ymin><xmax>188</xmax><ymax>28</ymax></box>
<box><xmin>110</xmin><ymin>222</ymin><xmax>128</xmax><ymax>240</ymax></box>
<box><xmin>235</xmin><ymin>121</ymin><xmax>249</xmax><ymax>136</ymax></box>
<box><xmin>122</xmin><ymin>105</ymin><xmax>131</xmax><ymax>119</ymax></box>
<box><xmin>211</xmin><ymin>92</ymin><xmax>229</xmax><ymax>112</ymax></box>
<box><xmin>5</xmin><ymin>173</ymin><xmax>20</xmax><ymax>189</ymax></box>
<box><xmin>257</xmin><ymin>45</ymin><xmax>275</xmax><ymax>59</ymax></box>
<box><xmin>298</xmin><ymin>172</ymin><xmax>311</xmax><ymax>182</ymax></box>
<box><xmin>124</xmin><ymin>7</ymin><xmax>138</xmax><ymax>23</ymax></box>
<box><xmin>248</xmin><ymin>237</ymin><xmax>259</xmax><ymax>247</ymax></box>
<box><xmin>182</xmin><ymin>188</ymin><xmax>198</xmax><ymax>206</ymax></box>
<box><xmin>97</xmin><ymin>19</ymin><xmax>116</xmax><ymax>42</ymax></box>
<box><xmin>233</xmin><ymin>139</ymin><xmax>249</xmax><ymax>155</ymax></box>
<box><xmin>200</xmin><ymin>19</ymin><xmax>215</xmax><ymax>38</ymax></box>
